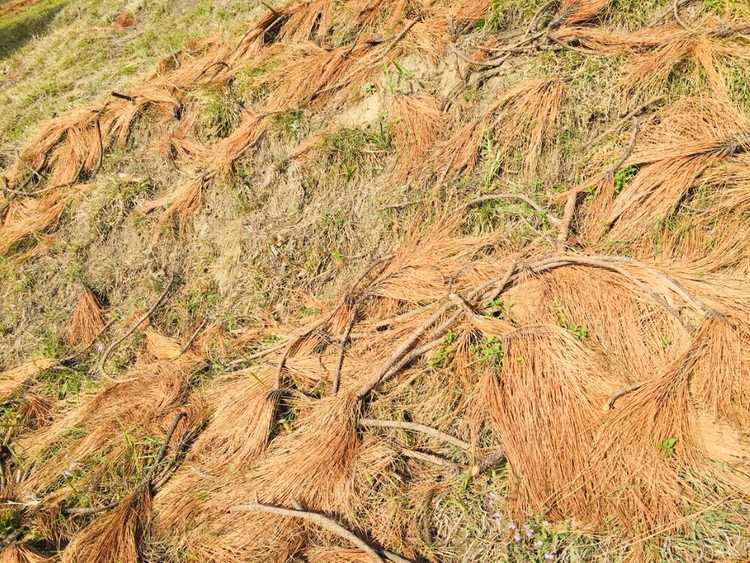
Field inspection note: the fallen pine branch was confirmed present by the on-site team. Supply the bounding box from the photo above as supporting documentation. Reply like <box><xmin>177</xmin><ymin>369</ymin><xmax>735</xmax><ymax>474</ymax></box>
<box><xmin>97</xmin><ymin>273</ymin><xmax>176</xmax><ymax>378</ymax></box>
<box><xmin>359</xmin><ymin>418</ymin><xmax>471</xmax><ymax>451</ymax></box>
<box><xmin>333</xmin><ymin>255</ymin><xmax>393</xmax><ymax>395</ymax></box>
<box><xmin>226</xmin><ymin>339</ymin><xmax>289</xmax><ymax>367</ymax></box>
<box><xmin>401</xmin><ymin>449</ymin><xmax>461</xmax><ymax>473</ymax></box>
<box><xmin>558</xmin><ymin>118</ymin><xmax>640</xmax><ymax>246</ymax></box>
<box><xmin>177</xmin><ymin>315</ymin><xmax>210</xmax><ymax>357</ymax></box>
<box><xmin>111</xmin><ymin>91</ymin><xmax>135</xmax><ymax>102</ymax></box>
<box><xmin>332</xmin><ymin>305</ymin><xmax>358</xmax><ymax>395</ymax></box>
<box><xmin>368</xmin><ymin>260</ymin><xmax>521</xmax><ymax>393</ymax></box>
<box><xmin>582</xmin><ymin>96</ymin><xmax>663</xmax><ymax>151</ymax></box>
<box><xmin>356</xmin><ymin>298</ymin><xmax>456</xmax><ymax>398</ymax></box>
<box><xmin>673</xmin><ymin>0</ymin><xmax>691</xmax><ymax>31</ymax></box>
<box><xmin>606</xmin><ymin>382</ymin><xmax>644</xmax><ymax>410</ymax></box>
<box><xmin>231</xmin><ymin>501</ymin><xmax>407</xmax><ymax>563</ymax></box>
<box><xmin>67</xmin><ymin>411</ymin><xmax>187</xmax><ymax>517</ymax></box>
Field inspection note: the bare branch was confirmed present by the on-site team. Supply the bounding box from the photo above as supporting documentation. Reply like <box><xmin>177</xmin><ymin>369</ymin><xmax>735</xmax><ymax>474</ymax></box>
<box><xmin>607</xmin><ymin>382</ymin><xmax>644</xmax><ymax>410</ymax></box>
<box><xmin>359</xmin><ymin>418</ymin><xmax>471</xmax><ymax>451</ymax></box>
<box><xmin>97</xmin><ymin>274</ymin><xmax>176</xmax><ymax>378</ymax></box>
<box><xmin>231</xmin><ymin>501</ymin><xmax>391</xmax><ymax>563</ymax></box>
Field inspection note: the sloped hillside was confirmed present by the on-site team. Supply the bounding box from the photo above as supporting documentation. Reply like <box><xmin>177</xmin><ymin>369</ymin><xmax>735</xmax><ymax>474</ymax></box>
<box><xmin>1</xmin><ymin>0</ymin><xmax>750</xmax><ymax>561</ymax></box>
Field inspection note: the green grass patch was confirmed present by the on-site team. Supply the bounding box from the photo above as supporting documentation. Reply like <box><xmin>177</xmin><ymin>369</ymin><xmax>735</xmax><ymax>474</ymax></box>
<box><xmin>0</xmin><ymin>0</ymin><xmax>67</xmax><ymax>59</ymax></box>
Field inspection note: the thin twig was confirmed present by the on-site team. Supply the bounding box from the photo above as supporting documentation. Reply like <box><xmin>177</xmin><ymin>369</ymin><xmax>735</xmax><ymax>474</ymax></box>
<box><xmin>65</xmin><ymin>501</ymin><xmax>118</xmax><ymax>517</ymax></box>
<box><xmin>557</xmin><ymin>118</ymin><xmax>641</xmax><ymax>247</ymax></box>
<box><xmin>524</xmin><ymin>0</ymin><xmax>556</xmax><ymax>38</ymax></box>
<box><xmin>93</xmin><ymin>115</ymin><xmax>104</xmax><ymax>177</ymax></box>
<box><xmin>359</xmin><ymin>418</ymin><xmax>471</xmax><ymax>451</ymax></box>
<box><xmin>381</xmin><ymin>18</ymin><xmax>418</xmax><ymax>58</ymax></box>
<box><xmin>196</xmin><ymin>61</ymin><xmax>231</xmax><ymax>81</ymax></box>
<box><xmin>275</xmin><ymin>313</ymin><xmax>335</xmax><ymax>389</ymax></box>
<box><xmin>607</xmin><ymin>117</ymin><xmax>640</xmax><ymax>176</ymax></box>
<box><xmin>143</xmin><ymin>412</ymin><xmax>187</xmax><ymax>484</ymax></box>
<box><xmin>356</xmin><ymin>299</ymin><xmax>455</xmax><ymax>398</ymax></box>
<box><xmin>260</xmin><ymin>0</ymin><xmax>280</xmax><ymax>16</ymax></box>
<box><xmin>178</xmin><ymin>316</ymin><xmax>210</xmax><ymax>357</ymax></box>
<box><xmin>483</xmin><ymin>257</ymin><xmax>519</xmax><ymax>305</ymax></box>
<box><xmin>462</xmin><ymin>193</ymin><xmax>562</xmax><ymax>229</ymax></box>
<box><xmin>401</xmin><ymin>449</ymin><xmax>461</xmax><ymax>473</ymax></box>
<box><xmin>67</xmin><ymin>411</ymin><xmax>186</xmax><ymax>517</ymax></box>
<box><xmin>111</xmin><ymin>91</ymin><xmax>135</xmax><ymax>102</ymax></box>
<box><xmin>451</xmin><ymin>46</ymin><xmax>509</xmax><ymax>69</ymax></box>
<box><xmin>370</xmin><ymin>265</ymin><xmax>522</xmax><ymax>392</ymax></box>
<box><xmin>97</xmin><ymin>274</ymin><xmax>176</xmax><ymax>378</ymax></box>
<box><xmin>518</xmin><ymin>254</ymin><xmax>704</xmax><ymax>327</ymax></box>
<box><xmin>313</xmin><ymin>20</ymin><xmax>417</xmax><ymax>98</ymax></box>
<box><xmin>673</xmin><ymin>0</ymin><xmax>691</xmax><ymax>31</ymax></box>
<box><xmin>1</xmin><ymin>178</ymin><xmax>77</xmax><ymax>197</ymax></box>
<box><xmin>582</xmin><ymin>96</ymin><xmax>663</xmax><ymax>151</ymax></box>
<box><xmin>649</xmin><ymin>0</ymin><xmax>690</xmax><ymax>25</ymax></box>
<box><xmin>231</xmin><ymin>502</ymin><xmax>389</xmax><ymax>563</ymax></box>
<box><xmin>332</xmin><ymin>306</ymin><xmax>357</xmax><ymax>395</ymax></box>
<box><xmin>547</xmin><ymin>33</ymin><xmax>603</xmax><ymax>57</ymax></box>
<box><xmin>226</xmin><ymin>339</ymin><xmax>288</xmax><ymax>367</ymax></box>
<box><xmin>607</xmin><ymin>382</ymin><xmax>644</xmax><ymax>410</ymax></box>
<box><xmin>59</xmin><ymin>315</ymin><xmax>118</xmax><ymax>363</ymax></box>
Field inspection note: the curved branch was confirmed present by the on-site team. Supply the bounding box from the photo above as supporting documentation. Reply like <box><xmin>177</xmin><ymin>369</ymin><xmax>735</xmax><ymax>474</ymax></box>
<box><xmin>67</xmin><ymin>411</ymin><xmax>186</xmax><ymax>517</ymax></box>
<box><xmin>558</xmin><ymin>118</ymin><xmax>640</xmax><ymax>247</ymax></box>
<box><xmin>401</xmin><ymin>449</ymin><xmax>461</xmax><ymax>473</ymax></box>
<box><xmin>359</xmin><ymin>418</ymin><xmax>471</xmax><ymax>451</ymax></box>
<box><xmin>607</xmin><ymin>382</ymin><xmax>644</xmax><ymax>410</ymax></box>
<box><xmin>231</xmin><ymin>502</ymin><xmax>390</xmax><ymax>563</ymax></box>
<box><xmin>97</xmin><ymin>274</ymin><xmax>176</xmax><ymax>378</ymax></box>
<box><xmin>462</xmin><ymin>193</ymin><xmax>561</xmax><ymax>229</ymax></box>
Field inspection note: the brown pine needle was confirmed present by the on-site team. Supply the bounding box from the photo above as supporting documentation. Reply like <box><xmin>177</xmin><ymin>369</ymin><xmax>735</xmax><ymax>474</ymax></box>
<box><xmin>63</xmin><ymin>287</ymin><xmax>105</xmax><ymax>350</ymax></box>
<box><xmin>582</xmin><ymin>96</ymin><xmax>664</xmax><ymax>151</ymax></box>
<box><xmin>177</xmin><ymin>316</ymin><xmax>210</xmax><ymax>357</ymax></box>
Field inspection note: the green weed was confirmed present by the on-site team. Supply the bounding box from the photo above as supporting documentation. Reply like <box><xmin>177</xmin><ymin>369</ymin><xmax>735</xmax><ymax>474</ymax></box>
<box><xmin>38</xmin><ymin>365</ymin><xmax>88</xmax><ymax>400</ymax></box>
<box><xmin>485</xmin><ymin>297</ymin><xmax>511</xmax><ymax>319</ymax></box>
<box><xmin>558</xmin><ymin>314</ymin><xmax>589</xmax><ymax>341</ymax></box>
<box><xmin>613</xmin><ymin>164</ymin><xmax>638</xmax><ymax>195</ymax></box>
<box><xmin>430</xmin><ymin>329</ymin><xmax>458</xmax><ymax>368</ymax></box>
<box><xmin>321</xmin><ymin>124</ymin><xmax>391</xmax><ymax>180</ymax></box>
<box><xmin>472</xmin><ymin>336</ymin><xmax>503</xmax><ymax>367</ymax></box>
<box><xmin>658</xmin><ymin>436</ymin><xmax>678</xmax><ymax>457</ymax></box>
<box><xmin>272</xmin><ymin>109</ymin><xmax>304</xmax><ymax>141</ymax></box>
<box><xmin>202</xmin><ymin>87</ymin><xmax>240</xmax><ymax>138</ymax></box>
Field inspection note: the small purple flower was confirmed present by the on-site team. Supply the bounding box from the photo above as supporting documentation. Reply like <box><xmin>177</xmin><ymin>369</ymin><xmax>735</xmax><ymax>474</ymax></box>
<box><xmin>507</xmin><ymin>522</ymin><xmax>516</xmax><ymax>530</ymax></box>
<box><xmin>491</xmin><ymin>512</ymin><xmax>502</xmax><ymax>527</ymax></box>
<box><xmin>526</xmin><ymin>527</ymin><xmax>535</xmax><ymax>538</ymax></box>
<box><xmin>513</xmin><ymin>532</ymin><xmax>522</xmax><ymax>542</ymax></box>
<box><xmin>534</xmin><ymin>540</ymin><xmax>543</xmax><ymax>549</ymax></box>
<box><xmin>544</xmin><ymin>553</ymin><xmax>555</xmax><ymax>561</ymax></box>
<box><xmin>487</xmin><ymin>492</ymin><xmax>498</xmax><ymax>502</ymax></box>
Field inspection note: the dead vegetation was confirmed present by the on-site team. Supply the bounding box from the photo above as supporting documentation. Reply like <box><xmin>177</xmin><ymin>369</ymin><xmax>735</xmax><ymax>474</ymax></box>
<box><xmin>1</xmin><ymin>0</ymin><xmax>750</xmax><ymax>560</ymax></box>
